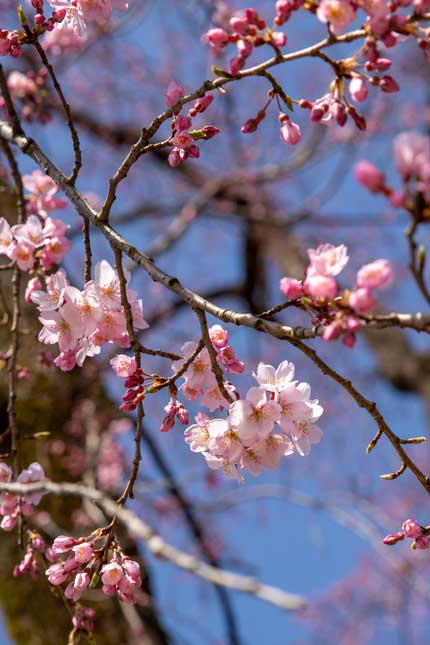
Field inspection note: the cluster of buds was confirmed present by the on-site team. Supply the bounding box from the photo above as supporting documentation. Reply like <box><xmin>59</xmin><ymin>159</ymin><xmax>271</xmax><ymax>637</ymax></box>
<box><xmin>13</xmin><ymin>531</ymin><xmax>47</xmax><ymax>580</ymax></box>
<box><xmin>46</xmin><ymin>533</ymin><xmax>142</xmax><ymax>604</ymax></box>
<box><xmin>0</xmin><ymin>68</ymin><xmax>53</xmax><ymax>124</ymax></box>
<box><xmin>299</xmin><ymin>86</ymin><xmax>366</xmax><ymax>132</ymax></box>
<box><xmin>280</xmin><ymin>244</ymin><xmax>393</xmax><ymax>347</ymax></box>
<box><xmin>30</xmin><ymin>0</ymin><xmax>67</xmax><ymax>35</ymax></box>
<box><xmin>70</xmin><ymin>606</ymin><xmax>96</xmax><ymax>642</ymax></box>
<box><xmin>116</xmin><ymin>365</ymin><xmax>145</xmax><ymax>413</ymax></box>
<box><xmin>0</xmin><ymin>2</ymin><xmax>67</xmax><ymax>59</ymax></box>
<box><xmin>383</xmin><ymin>518</ymin><xmax>430</xmax><ymax>549</ymax></box>
<box><xmin>0</xmin><ymin>462</ymin><xmax>48</xmax><ymax>532</ymax></box>
<box><xmin>160</xmin><ymin>397</ymin><xmax>189</xmax><ymax>433</ymax></box>
<box><xmin>203</xmin><ymin>7</ymin><xmax>287</xmax><ymax>74</ymax></box>
<box><xmin>275</xmin><ymin>0</ymin><xmax>304</xmax><ymax>26</ymax></box>
<box><xmin>165</xmin><ymin>82</ymin><xmax>219</xmax><ymax>168</ymax></box>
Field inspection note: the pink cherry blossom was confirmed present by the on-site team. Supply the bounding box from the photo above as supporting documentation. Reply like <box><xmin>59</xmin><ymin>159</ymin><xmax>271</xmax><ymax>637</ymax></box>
<box><xmin>289</xmin><ymin>418</ymin><xmax>324</xmax><ymax>456</ymax></box>
<box><xmin>47</xmin><ymin>0</ymin><xmax>86</xmax><ymax>36</ymax></box>
<box><xmin>316</xmin><ymin>0</ymin><xmax>356</xmax><ymax>34</ymax></box>
<box><xmin>253</xmin><ymin>360</ymin><xmax>295</xmax><ymax>393</ymax></box>
<box><xmin>209</xmin><ymin>324</ymin><xmax>228</xmax><ymax>349</ymax></box>
<box><xmin>6</xmin><ymin>240</ymin><xmax>35</xmax><ymax>270</ymax></box>
<box><xmin>101</xmin><ymin>561</ymin><xmax>123</xmax><ymax>586</ymax></box>
<box><xmin>307</xmin><ymin>243</ymin><xmax>349</xmax><ymax>277</ymax></box>
<box><xmin>110</xmin><ymin>354</ymin><xmax>137</xmax><ymax>377</ymax></box>
<box><xmin>229</xmin><ymin>387</ymin><xmax>281</xmax><ymax>445</ymax></box>
<box><xmin>0</xmin><ymin>218</ymin><xmax>12</xmax><ymax>253</ymax></box>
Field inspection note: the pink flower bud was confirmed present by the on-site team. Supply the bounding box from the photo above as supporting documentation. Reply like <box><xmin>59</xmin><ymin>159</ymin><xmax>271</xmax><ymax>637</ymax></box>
<box><xmin>229</xmin><ymin>56</ymin><xmax>245</xmax><ymax>75</ymax></box>
<box><xmin>389</xmin><ymin>191</ymin><xmax>407</xmax><ymax>208</ymax></box>
<box><xmin>379</xmin><ymin>75</ymin><xmax>399</xmax><ymax>93</ymax></box>
<box><xmin>168</xmin><ymin>148</ymin><xmax>182</xmax><ymax>168</ymax></box>
<box><xmin>72</xmin><ymin>542</ymin><xmax>93</xmax><ymax>564</ymax></box>
<box><xmin>279</xmin><ymin>277</ymin><xmax>304</xmax><ymax>299</ymax></box>
<box><xmin>383</xmin><ymin>532</ymin><xmax>405</xmax><ymax>545</ymax></box>
<box><xmin>354</xmin><ymin>160</ymin><xmax>386</xmax><ymax>193</ymax></box>
<box><xmin>356</xmin><ymin>259</ymin><xmax>393</xmax><ymax>290</ymax></box>
<box><xmin>349</xmin><ymin>288</ymin><xmax>376</xmax><ymax>314</ymax></box>
<box><xmin>160</xmin><ymin>415</ymin><xmax>175</xmax><ymax>433</ymax></box>
<box><xmin>177</xmin><ymin>404</ymin><xmax>189</xmax><ymax>425</ymax></box>
<box><xmin>229</xmin><ymin>16</ymin><xmax>251</xmax><ymax>36</ymax></box>
<box><xmin>280</xmin><ymin>120</ymin><xmax>301</xmax><ymax>145</ymax></box>
<box><xmin>414</xmin><ymin>535</ymin><xmax>430</xmax><ymax>549</ymax></box>
<box><xmin>375</xmin><ymin>57</ymin><xmax>392</xmax><ymax>71</ymax></box>
<box><xmin>204</xmin><ymin>28</ymin><xmax>230</xmax><ymax>48</ymax></box>
<box><xmin>122</xmin><ymin>558</ymin><xmax>141</xmax><ymax>585</ymax></box>
<box><xmin>349</xmin><ymin>76</ymin><xmax>368</xmax><ymax>102</ymax></box>
<box><xmin>190</xmin><ymin>94</ymin><xmax>213</xmax><ymax>116</ymax></box>
<box><xmin>74</xmin><ymin>571</ymin><xmax>90</xmax><ymax>591</ymax></box>
<box><xmin>322</xmin><ymin>320</ymin><xmax>343</xmax><ymax>341</ymax></box>
<box><xmin>402</xmin><ymin>518</ymin><xmax>423</xmax><ymax>539</ymax></box>
<box><xmin>52</xmin><ymin>535</ymin><xmax>76</xmax><ymax>554</ymax></box>
<box><xmin>345</xmin><ymin>315</ymin><xmax>361</xmax><ymax>332</ymax></box>
<box><xmin>201</xmin><ymin>125</ymin><xmax>220</xmax><ymax>139</ymax></box>
<box><xmin>271</xmin><ymin>31</ymin><xmax>287</xmax><ymax>46</ymax></box>
<box><xmin>217</xmin><ymin>346</ymin><xmax>245</xmax><ymax>374</ymax></box>
<box><xmin>241</xmin><ymin>118</ymin><xmax>259</xmax><ymax>133</ymax></box>
<box><xmin>342</xmin><ymin>332</ymin><xmax>356</xmax><ymax>348</ymax></box>
<box><xmin>303</xmin><ymin>274</ymin><xmax>338</xmax><ymax>299</ymax></box>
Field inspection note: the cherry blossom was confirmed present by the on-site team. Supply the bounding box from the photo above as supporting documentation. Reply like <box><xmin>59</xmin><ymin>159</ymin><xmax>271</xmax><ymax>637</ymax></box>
<box><xmin>229</xmin><ymin>387</ymin><xmax>281</xmax><ymax>445</ymax></box>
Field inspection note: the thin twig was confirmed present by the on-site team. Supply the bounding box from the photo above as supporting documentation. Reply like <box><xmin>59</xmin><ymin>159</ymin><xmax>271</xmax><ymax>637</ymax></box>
<box><xmin>195</xmin><ymin>308</ymin><xmax>234</xmax><ymax>404</ymax></box>
<box><xmin>29</xmin><ymin>37</ymin><xmax>82</xmax><ymax>184</ymax></box>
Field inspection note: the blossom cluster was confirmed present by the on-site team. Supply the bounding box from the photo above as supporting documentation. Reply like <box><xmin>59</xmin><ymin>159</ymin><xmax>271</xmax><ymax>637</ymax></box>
<box><xmin>0</xmin><ymin>69</ymin><xmax>53</xmax><ymax>124</ymax></box>
<box><xmin>165</xmin><ymin>81</ymin><xmax>220</xmax><ymax>167</ymax></box>
<box><xmin>0</xmin><ymin>0</ymin><xmax>129</xmax><ymax>59</ymax></box>
<box><xmin>280</xmin><ymin>243</ymin><xmax>393</xmax><ymax>347</ymax></box>
<box><xmin>46</xmin><ymin>534</ymin><xmax>141</xmax><ymax>604</ymax></box>
<box><xmin>184</xmin><ymin>360</ymin><xmax>323</xmax><ymax>482</ymax></box>
<box><xmin>0</xmin><ymin>461</ymin><xmax>48</xmax><ymax>532</ymax></box>
<box><xmin>0</xmin><ymin>214</ymin><xmax>70</xmax><ymax>271</ymax></box>
<box><xmin>203</xmin><ymin>7</ymin><xmax>287</xmax><ymax>74</ymax></box>
<box><xmin>172</xmin><ymin>326</ymin><xmax>244</xmax><ymax>412</ymax></box>
<box><xmin>383</xmin><ymin>518</ymin><xmax>430</xmax><ymax>549</ymax></box>
<box><xmin>110</xmin><ymin>359</ymin><xmax>146</xmax><ymax>412</ymax></box>
<box><xmin>47</xmin><ymin>0</ymin><xmax>129</xmax><ymax>37</ymax></box>
<box><xmin>31</xmin><ymin>260</ymin><xmax>148</xmax><ymax>371</ymax></box>
<box><xmin>355</xmin><ymin>130</ymin><xmax>430</xmax><ymax>208</ymax></box>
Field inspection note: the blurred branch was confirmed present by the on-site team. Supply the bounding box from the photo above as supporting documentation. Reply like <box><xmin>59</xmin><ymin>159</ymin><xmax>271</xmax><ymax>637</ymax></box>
<box><xmin>0</xmin><ymin>481</ymin><xmax>307</xmax><ymax>612</ymax></box>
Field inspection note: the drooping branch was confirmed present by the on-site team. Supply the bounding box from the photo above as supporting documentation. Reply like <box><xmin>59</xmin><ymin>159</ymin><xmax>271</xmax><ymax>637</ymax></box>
<box><xmin>0</xmin><ymin>481</ymin><xmax>307</xmax><ymax>612</ymax></box>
